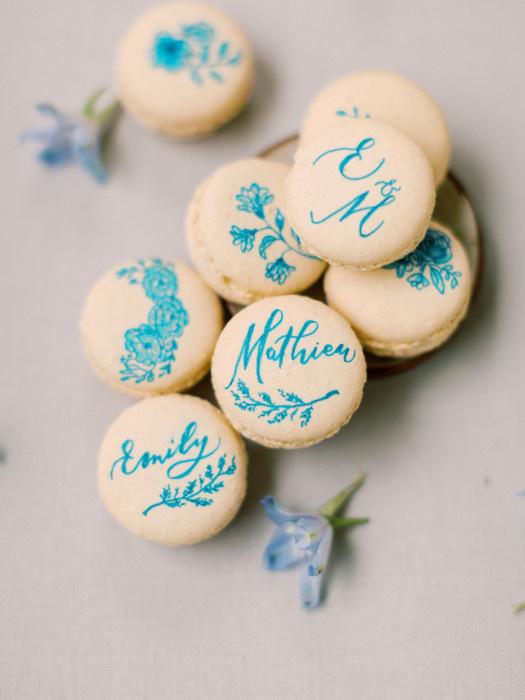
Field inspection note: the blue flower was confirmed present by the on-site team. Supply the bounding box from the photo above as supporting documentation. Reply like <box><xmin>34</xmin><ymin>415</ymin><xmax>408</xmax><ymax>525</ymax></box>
<box><xmin>153</xmin><ymin>33</ymin><xmax>190</xmax><ymax>71</ymax></box>
<box><xmin>262</xmin><ymin>497</ymin><xmax>333</xmax><ymax>609</ymax></box>
<box><xmin>418</xmin><ymin>228</ymin><xmax>452</xmax><ymax>265</ymax></box>
<box><xmin>148</xmin><ymin>298</ymin><xmax>188</xmax><ymax>337</ymax></box>
<box><xmin>142</xmin><ymin>264</ymin><xmax>178</xmax><ymax>301</ymax></box>
<box><xmin>265</xmin><ymin>257</ymin><xmax>296</xmax><ymax>285</ymax></box>
<box><xmin>182</xmin><ymin>22</ymin><xmax>215</xmax><ymax>44</ymax></box>
<box><xmin>124</xmin><ymin>325</ymin><xmax>163</xmax><ymax>366</ymax></box>
<box><xmin>230</xmin><ymin>225</ymin><xmax>257</xmax><ymax>253</ymax></box>
<box><xmin>235</xmin><ymin>183</ymin><xmax>274</xmax><ymax>218</ymax></box>
<box><xmin>262</xmin><ymin>475</ymin><xmax>369</xmax><ymax>609</ymax></box>
<box><xmin>21</xmin><ymin>102</ymin><xmax>111</xmax><ymax>183</ymax></box>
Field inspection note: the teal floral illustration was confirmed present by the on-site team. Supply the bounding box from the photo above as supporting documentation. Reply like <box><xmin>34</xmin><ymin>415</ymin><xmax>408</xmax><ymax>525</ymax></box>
<box><xmin>336</xmin><ymin>106</ymin><xmax>370</xmax><ymax>119</ymax></box>
<box><xmin>152</xmin><ymin>22</ymin><xmax>242</xmax><ymax>85</ymax></box>
<box><xmin>384</xmin><ymin>228</ymin><xmax>462</xmax><ymax>295</ymax></box>
<box><xmin>116</xmin><ymin>259</ymin><xmax>189</xmax><ymax>384</ymax></box>
<box><xmin>143</xmin><ymin>454</ymin><xmax>237</xmax><ymax>516</ymax></box>
<box><xmin>229</xmin><ymin>183</ymin><xmax>318</xmax><ymax>286</ymax></box>
<box><xmin>230</xmin><ymin>379</ymin><xmax>339</xmax><ymax>427</ymax></box>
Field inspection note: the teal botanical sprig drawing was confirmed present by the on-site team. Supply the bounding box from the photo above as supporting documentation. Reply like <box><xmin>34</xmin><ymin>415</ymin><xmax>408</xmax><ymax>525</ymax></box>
<box><xmin>336</xmin><ymin>106</ymin><xmax>370</xmax><ymax>119</ymax></box>
<box><xmin>384</xmin><ymin>228</ymin><xmax>462</xmax><ymax>295</ymax></box>
<box><xmin>143</xmin><ymin>454</ymin><xmax>237</xmax><ymax>516</ymax></box>
<box><xmin>230</xmin><ymin>378</ymin><xmax>339</xmax><ymax>427</ymax></box>
<box><xmin>229</xmin><ymin>182</ymin><xmax>318</xmax><ymax>285</ymax></box>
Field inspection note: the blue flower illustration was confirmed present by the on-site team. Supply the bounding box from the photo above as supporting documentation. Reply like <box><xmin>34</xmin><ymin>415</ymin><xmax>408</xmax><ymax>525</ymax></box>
<box><xmin>229</xmin><ymin>182</ymin><xmax>319</xmax><ymax>286</ymax></box>
<box><xmin>152</xmin><ymin>24</ymin><xmax>242</xmax><ymax>84</ymax></box>
<box><xmin>262</xmin><ymin>475</ymin><xmax>369</xmax><ymax>609</ymax></box>
<box><xmin>153</xmin><ymin>33</ymin><xmax>189</xmax><ymax>71</ymax></box>
<box><xmin>116</xmin><ymin>259</ymin><xmax>189</xmax><ymax>383</ymax></box>
<box><xmin>265</xmin><ymin>257</ymin><xmax>296</xmax><ymax>285</ymax></box>
<box><xmin>181</xmin><ymin>22</ymin><xmax>215</xmax><ymax>44</ymax></box>
<box><xmin>418</xmin><ymin>227</ymin><xmax>453</xmax><ymax>265</ymax></box>
<box><xmin>384</xmin><ymin>227</ymin><xmax>462</xmax><ymax>295</ymax></box>
<box><xmin>142</xmin><ymin>263</ymin><xmax>178</xmax><ymax>301</ymax></box>
<box><xmin>21</xmin><ymin>90</ymin><xmax>119</xmax><ymax>183</ymax></box>
<box><xmin>235</xmin><ymin>183</ymin><xmax>274</xmax><ymax>218</ymax></box>
<box><xmin>124</xmin><ymin>325</ymin><xmax>163</xmax><ymax>366</ymax></box>
<box><xmin>148</xmin><ymin>298</ymin><xmax>188</xmax><ymax>337</ymax></box>
<box><xmin>230</xmin><ymin>225</ymin><xmax>257</xmax><ymax>252</ymax></box>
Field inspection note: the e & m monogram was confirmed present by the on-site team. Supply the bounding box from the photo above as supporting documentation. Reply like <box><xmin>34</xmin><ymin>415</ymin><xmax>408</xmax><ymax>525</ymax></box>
<box><xmin>309</xmin><ymin>137</ymin><xmax>401</xmax><ymax>238</ymax></box>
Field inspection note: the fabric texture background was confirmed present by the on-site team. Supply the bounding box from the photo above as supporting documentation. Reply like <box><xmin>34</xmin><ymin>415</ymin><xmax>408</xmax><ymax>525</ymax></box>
<box><xmin>0</xmin><ymin>1</ymin><xmax>523</xmax><ymax>698</ymax></box>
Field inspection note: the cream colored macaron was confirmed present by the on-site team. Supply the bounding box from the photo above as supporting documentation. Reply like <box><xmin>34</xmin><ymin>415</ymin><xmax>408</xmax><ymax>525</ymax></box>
<box><xmin>187</xmin><ymin>158</ymin><xmax>326</xmax><ymax>305</ymax></box>
<box><xmin>286</xmin><ymin>120</ymin><xmax>435</xmax><ymax>270</ymax></box>
<box><xmin>80</xmin><ymin>258</ymin><xmax>223</xmax><ymax>397</ymax></box>
<box><xmin>116</xmin><ymin>3</ymin><xmax>254</xmax><ymax>137</ymax></box>
<box><xmin>98</xmin><ymin>394</ymin><xmax>247</xmax><ymax>545</ymax></box>
<box><xmin>324</xmin><ymin>222</ymin><xmax>472</xmax><ymax>358</ymax></box>
<box><xmin>300</xmin><ymin>70</ymin><xmax>451</xmax><ymax>185</ymax></box>
<box><xmin>211</xmin><ymin>295</ymin><xmax>366</xmax><ymax>449</ymax></box>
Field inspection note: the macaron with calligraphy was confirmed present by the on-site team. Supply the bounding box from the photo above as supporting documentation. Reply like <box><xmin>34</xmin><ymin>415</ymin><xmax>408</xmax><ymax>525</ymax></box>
<box><xmin>98</xmin><ymin>394</ymin><xmax>247</xmax><ymax>545</ymax></box>
<box><xmin>211</xmin><ymin>295</ymin><xmax>366</xmax><ymax>448</ymax></box>
<box><xmin>116</xmin><ymin>3</ymin><xmax>254</xmax><ymax>137</ymax></box>
<box><xmin>300</xmin><ymin>70</ymin><xmax>451</xmax><ymax>185</ymax></box>
<box><xmin>324</xmin><ymin>222</ymin><xmax>472</xmax><ymax>358</ymax></box>
<box><xmin>186</xmin><ymin>158</ymin><xmax>326</xmax><ymax>304</ymax></box>
<box><xmin>286</xmin><ymin>120</ymin><xmax>435</xmax><ymax>270</ymax></box>
<box><xmin>80</xmin><ymin>258</ymin><xmax>223</xmax><ymax>397</ymax></box>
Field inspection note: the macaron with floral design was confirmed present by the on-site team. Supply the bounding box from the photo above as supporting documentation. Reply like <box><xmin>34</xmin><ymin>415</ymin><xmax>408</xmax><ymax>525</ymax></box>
<box><xmin>300</xmin><ymin>70</ymin><xmax>451</xmax><ymax>185</ymax></box>
<box><xmin>116</xmin><ymin>3</ymin><xmax>254</xmax><ymax>137</ymax></box>
<box><xmin>324</xmin><ymin>222</ymin><xmax>472</xmax><ymax>357</ymax></box>
<box><xmin>186</xmin><ymin>158</ymin><xmax>326</xmax><ymax>304</ymax></box>
<box><xmin>211</xmin><ymin>295</ymin><xmax>366</xmax><ymax>448</ymax></box>
<box><xmin>80</xmin><ymin>258</ymin><xmax>223</xmax><ymax>397</ymax></box>
<box><xmin>286</xmin><ymin>120</ymin><xmax>435</xmax><ymax>270</ymax></box>
<box><xmin>98</xmin><ymin>394</ymin><xmax>247</xmax><ymax>545</ymax></box>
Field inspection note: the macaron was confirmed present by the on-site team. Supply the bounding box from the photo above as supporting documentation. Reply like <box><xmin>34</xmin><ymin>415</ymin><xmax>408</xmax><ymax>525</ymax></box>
<box><xmin>300</xmin><ymin>70</ymin><xmax>451</xmax><ymax>185</ymax></box>
<box><xmin>324</xmin><ymin>222</ymin><xmax>472</xmax><ymax>358</ymax></box>
<box><xmin>187</xmin><ymin>158</ymin><xmax>326</xmax><ymax>304</ymax></box>
<box><xmin>80</xmin><ymin>258</ymin><xmax>223</xmax><ymax>397</ymax></box>
<box><xmin>98</xmin><ymin>394</ymin><xmax>247</xmax><ymax>545</ymax></box>
<box><xmin>116</xmin><ymin>3</ymin><xmax>254</xmax><ymax>137</ymax></box>
<box><xmin>211</xmin><ymin>295</ymin><xmax>366</xmax><ymax>449</ymax></box>
<box><xmin>286</xmin><ymin>120</ymin><xmax>435</xmax><ymax>270</ymax></box>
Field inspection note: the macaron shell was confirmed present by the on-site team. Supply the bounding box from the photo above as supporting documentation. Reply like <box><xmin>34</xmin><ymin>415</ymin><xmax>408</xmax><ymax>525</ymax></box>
<box><xmin>211</xmin><ymin>295</ymin><xmax>366</xmax><ymax>448</ymax></box>
<box><xmin>98</xmin><ymin>395</ymin><xmax>247</xmax><ymax>546</ymax></box>
<box><xmin>286</xmin><ymin>120</ymin><xmax>435</xmax><ymax>269</ymax></box>
<box><xmin>324</xmin><ymin>223</ymin><xmax>472</xmax><ymax>358</ymax></box>
<box><xmin>187</xmin><ymin>159</ymin><xmax>326</xmax><ymax>304</ymax></box>
<box><xmin>80</xmin><ymin>259</ymin><xmax>223</xmax><ymax>397</ymax></box>
<box><xmin>300</xmin><ymin>70</ymin><xmax>451</xmax><ymax>185</ymax></box>
<box><xmin>116</xmin><ymin>3</ymin><xmax>254</xmax><ymax>137</ymax></box>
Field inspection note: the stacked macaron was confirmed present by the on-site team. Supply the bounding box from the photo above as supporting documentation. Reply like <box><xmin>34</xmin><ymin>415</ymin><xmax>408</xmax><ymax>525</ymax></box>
<box><xmin>84</xmin><ymin>10</ymin><xmax>474</xmax><ymax>548</ymax></box>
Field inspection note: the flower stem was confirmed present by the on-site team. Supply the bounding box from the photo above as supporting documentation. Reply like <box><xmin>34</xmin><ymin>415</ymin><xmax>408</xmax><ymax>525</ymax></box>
<box><xmin>513</xmin><ymin>601</ymin><xmax>525</xmax><ymax>614</ymax></box>
<box><xmin>320</xmin><ymin>472</ymin><xmax>366</xmax><ymax>519</ymax></box>
<box><xmin>83</xmin><ymin>88</ymin><xmax>120</xmax><ymax>129</ymax></box>
<box><xmin>325</xmin><ymin>515</ymin><xmax>369</xmax><ymax>530</ymax></box>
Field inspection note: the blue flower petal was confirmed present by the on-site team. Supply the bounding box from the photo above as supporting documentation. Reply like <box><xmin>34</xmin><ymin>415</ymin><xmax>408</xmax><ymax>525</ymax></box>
<box><xmin>38</xmin><ymin>142</ymin><xmax>74</xmax><ymax>167</ymax></box>
<box><xmin>35</xmin><ymin>103</ymin><xmax>66</xmax><ymax>123</ymax></box>
<box><xmin>78</xmin><ymin>146</ymin><xmax>108</xmax><ymax>183</ymax></box>
<box><xmin>261</xmin><ymin>496</ymin><xmax>302</xmax><ymax>525</ymax></box>
<box><xmin>299</xmin><ymin>526</ymin><xmax>333</xmax><ymax>609</ymax></box>
<box><xmin>263</xmin><ymin>523</ymin><xmax>310</xmax><ymax>570</ymax></box>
